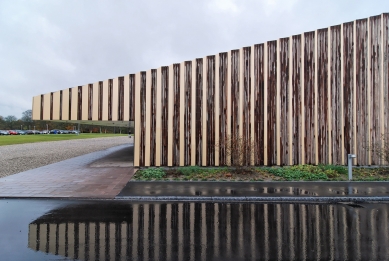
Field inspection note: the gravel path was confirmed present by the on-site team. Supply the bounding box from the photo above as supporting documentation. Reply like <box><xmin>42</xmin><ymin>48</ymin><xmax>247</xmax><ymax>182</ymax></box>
<box><xmin>0</xmin><ymin>136</ymin><xmax>130</xmax><ymax>178</ymax></box>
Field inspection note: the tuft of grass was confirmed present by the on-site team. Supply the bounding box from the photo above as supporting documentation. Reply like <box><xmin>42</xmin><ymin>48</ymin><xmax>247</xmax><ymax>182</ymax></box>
<box><xmin>137</xmin><ymin>168</ymin><xmax>166</xmax><ymax>179</ymax></box>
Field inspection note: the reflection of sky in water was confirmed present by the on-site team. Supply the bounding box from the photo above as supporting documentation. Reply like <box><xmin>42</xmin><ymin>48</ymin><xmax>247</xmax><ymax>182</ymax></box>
<box><xmin>24</xmin><ymin>200</ymin><xmax>389</xmax><ymax>261</ymax></box>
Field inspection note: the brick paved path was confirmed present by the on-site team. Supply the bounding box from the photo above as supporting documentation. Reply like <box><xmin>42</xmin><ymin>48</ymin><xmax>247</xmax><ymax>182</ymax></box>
<box><xmin>0</xmin><ymin>145</ymin><xmax>134</xmax><ymax>198</ymax></box>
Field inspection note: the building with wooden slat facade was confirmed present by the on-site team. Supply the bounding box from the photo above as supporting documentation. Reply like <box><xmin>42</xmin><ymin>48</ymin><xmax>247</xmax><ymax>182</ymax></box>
<box><xmin>32</xmin><ymin>13</ymin><xmax>389</xmax><ymax>167</ymax></box>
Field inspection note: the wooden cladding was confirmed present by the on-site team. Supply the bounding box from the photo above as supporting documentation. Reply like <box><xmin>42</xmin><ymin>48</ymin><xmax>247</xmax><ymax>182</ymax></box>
<box><xmin>32</xmin><ymin>13</ymin><xmax>389</xmax><ymax>167</ymax></box>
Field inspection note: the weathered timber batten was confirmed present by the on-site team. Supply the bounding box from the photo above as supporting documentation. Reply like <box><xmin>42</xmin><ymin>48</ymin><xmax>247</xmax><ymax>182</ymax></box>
<box><xmin>32</xmin><ymin>13</ymin><xmax>389</xmax><ymax>167</ymax></box>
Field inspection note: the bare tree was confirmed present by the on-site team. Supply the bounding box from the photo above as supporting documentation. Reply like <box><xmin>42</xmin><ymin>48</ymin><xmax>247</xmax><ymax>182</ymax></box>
<box><xmin>216</xmin><ymin>134</ymin><xmax>255</xmax><ymax>173</ymax></box>
<box><xmin>367</xmin><ymin>133</ymin><xmax>389</xmax><ymax>165</ymax></box>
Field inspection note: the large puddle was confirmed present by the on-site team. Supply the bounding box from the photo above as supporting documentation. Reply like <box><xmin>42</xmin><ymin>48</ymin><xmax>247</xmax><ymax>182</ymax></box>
<box><xmin>1</xmin><ymin>199</ymin><xmax>388</xmax><ymax>260</ymax></box>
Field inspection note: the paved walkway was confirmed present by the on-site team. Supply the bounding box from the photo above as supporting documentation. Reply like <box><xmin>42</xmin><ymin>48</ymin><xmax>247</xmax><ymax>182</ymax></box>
<box><xmin>0</xmin><ymin>144</ymin><xmax>135</xmax><ymax>198</ymax></box>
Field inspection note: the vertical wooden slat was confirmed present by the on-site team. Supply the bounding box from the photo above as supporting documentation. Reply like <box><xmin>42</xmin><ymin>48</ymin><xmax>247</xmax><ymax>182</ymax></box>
<box><xmin>112</xmin><ymin>78</ymin><xmax>119</xmax><ymax>121</ymax></box>
<box><xmin>289</xmin><ymin>37</ymin><xmax>294</xmax><ymax>165</ymax></box>
<box><xmin>134</xmin><ymin>73</ymin><xmax>141</xmax><ymax>167</ymax></box>
<box><xmin>267</xmin><ymin>41</ymin><xmax>277</xmax><ymax>165</ymax></box>
<box><xmin>52</xmin><ymin>91</ymin><xmax>60</xmax><ymax>120</ymax></box>
<box><xmin>161</xmin><ymin>67</ymin><xmax>169</xmax><ymax>166</ymax></box>
<box><xmin>32</xmin><ymin>96</ymin><xmax>41</xmax><ymax>120</ymax></box>
<box><xmin>219</xmin><ymin>53</ymin><xmax>228</xmax><ymax>165</ymax></box>
<box><xmin>139</xmin><ymin>72</ymin><xmax>147</xmax><ymax>166</ymax></box>
<box><xmin>328</xmin><ymin>29</ymin><xmax>332</xmax><ymax>164</ymax></box>
<box><xmin>314</xmin><ymin>30</ymin><xmax>319</xmax><ymax>165</ymax></box>
<box><xmin>207</xmin><ymin>56</ymin><xmax>215</xmax><ymax>166</ymax></box>
<box><xmin>184</xmin><ymin>61</ymin><xmax>192</xmax><ymax>166</ymax></box>
<box><xmin>291</xmin><ymin>35</ymin><xmax>303</xmax><ymax>164</ymax></box>
<box><xmin>129</xmin><ymin>74</ymin><xmax>135</xmax><ymax>121</ymax></box>
<box><xmin>82</xmin><ymin>85</ymin><xmax>88</xmax><ymax>120</ymax></box>
<box><xmin>301</xmin><ymin>33</ymin><xmax>305</xmax><ymax>165</ymax></box>
<box><xmin>168</xmin><ymin>64</ymin><xmax>174</xmax><ymax>166</ymax></box>
<box><xmin>173</xmin><ymin>64</ymin><xmax>180</xmax><ymax>166</ymax></box>
<box><xmin>71</xmin><ymin>87</ymin><xmax>78</xmax><ymax>121</ymax></box>
<box><xmin>343</xmin><ymin>22</ymin><xmax>355</xmax><ymax>162</ymax></box>
<box><xmin>191</xmin><ymin>60</ymin><xmax>197</xmax><ymax>166</ymax></box>
<box><xmin>370</xmin><ymin>15</ymin><xmax>382</xmax><ymax>165</ymax></box>
<box><xmin>102</xmin><ymin>80</ymin><xmax>109</xmax><ymax>121</ymax></box>
<box><xmin>202</xmin><ymin>57</ymin><xmax>208</xmax><ymax>166</ymax></box>
<box><xmin>264</xmin><ymin>43</ymin><xmax>268</xmax><ymax>165</ymax></box>
<box><xmin>242</xmin><ymin>47</ymin><xmax>251</xmax><ymax>166</ymax></box>
<box><xmin>231</xmin><ymin>49</ymin><xmax>240</xmax><ymax>166</ymax></box>
<box><xmin>330</xmin><ymin>25</ymin><xmax>342</xmax><ymax>165</ymax></box>
<box><xmin>123</xmin><ymin>75</ymin><xmax>130</xmax><ymax>123</ymax></box>
<box><xmin>355</xmin><ymin>18</ymin><xmax>369</xmax><ymax>165</ymax></box>
<box><xmin>150</xmin><ymin>70</ymin><xmax>157</xmax><ymax>166</ymax></box>
<box><xmin>43</xmin><ymin>93</ymin><xmax>50</xmax><ymax>120</ymax></box>
<box><xmin>303</xmin><ymin>31</ymin><xmax>316</xmax><ymax>165</ymax></box>
<box><xmin>276</xmin><ymin>40</ymin><xmax>281</xmax><ymax>166</ymax></box>
<box><xmin>317</xmin><ymin>28</ymin><xmax>329</xmax><ymax>164</ymax></box>
<box><xmin>279</xmin><ymin>38</ymin><xmax>290</xmax><ymax>165</ymax></box>
<box><xmin>195</xmin><ymin>59</ymin><xmax>203</xmax><ymax>166</ymax></box>
<box><xmin>156</xmin><ymin>68</ymin><xmax>162</xmax><ymax>166</ymax></box>
<box><xmin>180</xmin><ymin>62</ymin><xmax>185</xmax><ymax>166</ymax></box>
<box><xmin>215</xmin><ymin>55</ymin><xmax>220</xmax><ymax>166</ymax></box>
<box><xmin>92</xmin><ymin>83</ymin><xmax>99</xmax><ymax>121</ymax></box>
<box><xmin>254</xmin><ymin>44</ymin><xmax>265</xmax><ymax>165</ymax></box>
<box><xmin>382</xmin><ymin>14</ymin><xmax>389</xmax><ymax>164</ymax></box>
<box><xmin>227</xmin><ymin>51</ymin><xmax>232</xmax><ymax>165</ymax></box>
<box><xmin>145</xmin><ymin>70</ymin><xmax>152</xmax><ymax>166</ymax></box>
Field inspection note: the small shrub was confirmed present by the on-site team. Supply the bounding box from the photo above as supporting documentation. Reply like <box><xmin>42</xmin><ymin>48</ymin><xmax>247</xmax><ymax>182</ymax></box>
<box><xmin>324</xmin><ymin>169</ymin><xmax>339</xmax><ymax>179</ymax></box>
<box><xmin>139</xmin><ymin>168</ymin><xmax>166</xmax><ymax>179</ymax></box>
<box><xmin>178</xmin><ymin>166</ymin><xmax>202</xmax><ymax>176</ymax></box>
<box><xmin>319</xmin><ymin>164</ymin><xmax>347</xmax><ymax>175</ymax></box>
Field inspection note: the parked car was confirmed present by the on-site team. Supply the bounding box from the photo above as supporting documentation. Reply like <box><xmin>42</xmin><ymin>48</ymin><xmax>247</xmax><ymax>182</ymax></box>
<box><xmin>70</xmin><ymin>130</ymin><xmax>80</xmax><ymax>134</ymax></box>
<box><xmin>61</xmin><ymin>130</ymin><xmax>70</xmax><ymax>134</ymax></box>
<box><xmin>16</xmin><ymin>130</ymin><xmax>26</xmax><ymax>135</ymax></box>
<box><xmin>8</xmin><ymin>130</ymin><xmax>17</xmax><ymax>135</ymax></box>
<box><xmin>49</xmin><ymin>129</ymin><xmax>61</xmax><ymax>134</ymax></box>
<box><xmin>0</xmin><ymin>130</ymin><xmax>9</xmax><ymax>135</ymax></box>
<box><xmin>40</xmin><ymin>130</ymin><xmax>49</xmax><ymax>134</ymax></box>
<box><xmin>26</xmin><ymin>130</ymin><xmax>41</xmax><ymax>134</ymax></box>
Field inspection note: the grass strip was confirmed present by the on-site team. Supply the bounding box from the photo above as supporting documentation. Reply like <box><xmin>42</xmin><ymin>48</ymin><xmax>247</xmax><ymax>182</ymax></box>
<box><xmin>0</xmin><ymin>133</ymin><xmax>127</xmax><ymax>146</ymax></box>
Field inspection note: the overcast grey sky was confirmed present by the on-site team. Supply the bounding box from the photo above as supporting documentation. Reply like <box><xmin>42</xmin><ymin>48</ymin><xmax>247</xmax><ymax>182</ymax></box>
<box><xmin>1</xmin><ymin>0</ymin><xmax>388</xmax><ymax>118</ymax></box>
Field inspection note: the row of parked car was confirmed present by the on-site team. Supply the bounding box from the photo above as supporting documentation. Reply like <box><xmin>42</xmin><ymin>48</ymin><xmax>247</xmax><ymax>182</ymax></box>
<box><xmin>0</xmin><ymin>129</ymin><xmax>80</xmax><ymax>135</ymax></box>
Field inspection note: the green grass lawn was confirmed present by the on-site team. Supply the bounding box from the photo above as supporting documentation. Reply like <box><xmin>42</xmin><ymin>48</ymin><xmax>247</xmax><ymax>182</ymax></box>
<box><xmin>0</xmin><ymin>133</ymin><xmax>127</xmax><ymax>146</ymax></box>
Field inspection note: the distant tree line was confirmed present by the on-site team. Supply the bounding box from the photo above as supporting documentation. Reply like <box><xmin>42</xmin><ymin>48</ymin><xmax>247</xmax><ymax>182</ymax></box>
<box><xmin>0</xmin><ymin>110</ymin><xmax>129</xmax><ymax>134</ymax></box>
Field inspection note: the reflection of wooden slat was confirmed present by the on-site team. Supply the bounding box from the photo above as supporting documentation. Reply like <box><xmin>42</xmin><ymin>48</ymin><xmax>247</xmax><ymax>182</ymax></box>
<box><xmin>67</xmin><ymin>223</ymin><xmax>74</xmax><ymax>259</ymax></box>
<box><xmin>109</xmin><ymin>223</ymin><xmax>115</xmax><ymax>261</ymax></box>
<box><xmin>49</xmin><ymin>224</ymin><xmax>56</xmax><ymax>255</ymax></box>
<box><xmin>28</xmin><ymin>224</ymin><xmax>37</xmax><ymax>251</ymax></box>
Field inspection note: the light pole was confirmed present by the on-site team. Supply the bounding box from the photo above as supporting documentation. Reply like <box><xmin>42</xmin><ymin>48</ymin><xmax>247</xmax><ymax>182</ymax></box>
<box><xmin>20</xmin><ymin>125</ymin><xmax>22</xmax><ymax>130</ymax></box>
<box><xmin>46</xmin><ymin>124</ymin><xmax>48</xmax><ymax>133</ymax></box>
<box><xmin>33</xmin><ymin>126</ymin><xmax>35</xmax><ymax>135</ymax></box>
<box><xmin>348</xmin><ymin>154</ymin><xmax>356</xmax><ymax>180</ymax></box>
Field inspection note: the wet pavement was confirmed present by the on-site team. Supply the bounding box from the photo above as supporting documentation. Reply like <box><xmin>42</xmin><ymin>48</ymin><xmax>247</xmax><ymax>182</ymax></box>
<box><xmin>0</xmin><ymin>145</ymin><xmax>135</xmax><ymax>198</ymax></box>
<box><xmin>1</xmin><ymin>198</ymin><xmax>389</xmax><ymax>261</ymax></box>
<box><xmin>117</xmin><ymin>181</ymin><xmax>389</xmax><ymax>202</ymax></box>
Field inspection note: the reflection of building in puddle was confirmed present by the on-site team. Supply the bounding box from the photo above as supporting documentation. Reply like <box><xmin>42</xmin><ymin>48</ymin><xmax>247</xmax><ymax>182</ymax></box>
<box><xmin>29</xmin><ymin>202</ymin><xmax>389</xmax><ymax>260</ymax></box>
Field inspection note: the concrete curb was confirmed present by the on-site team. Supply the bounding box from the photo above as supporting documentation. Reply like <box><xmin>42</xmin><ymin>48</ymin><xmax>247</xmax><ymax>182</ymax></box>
<box><xmin>115</xmin><ymin>196</ymin><xmax>389</xmax><ymax>203</ymax></box>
